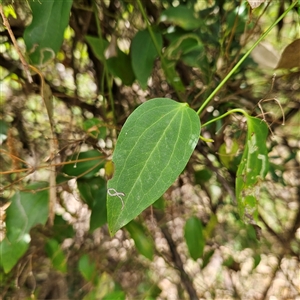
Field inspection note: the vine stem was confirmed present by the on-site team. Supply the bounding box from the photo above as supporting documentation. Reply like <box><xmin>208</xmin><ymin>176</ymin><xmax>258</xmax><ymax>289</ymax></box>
<box><xmin>196</xmin><ymin>1</ymin><xmax>298</xmax><ymax>116</ymax></box>
<box><xmin>93</xmin><ymin>2</ymin><xmax>115</xmax><ymax>123</ymax></box>
<box><xmin>201</xmin><ymin>108</ymin><xmax>249</xmax><ymax>128</ymax></box>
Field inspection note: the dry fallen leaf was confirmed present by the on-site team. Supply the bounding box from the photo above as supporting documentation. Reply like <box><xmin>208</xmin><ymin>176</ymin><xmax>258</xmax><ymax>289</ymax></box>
<box><xmin>251</xmin><ymin>42</ymin><xmax>279</xmax><ymax>69</ymax></box>
<box><xmin>276</xmin><ymin>39</ymin><xmax>300</xmax><ymax>70</ymax></box>
<box><xmin>247</xmin><ymin>0</ymin><xmax>265</xmax><ymax>9</ymax></box>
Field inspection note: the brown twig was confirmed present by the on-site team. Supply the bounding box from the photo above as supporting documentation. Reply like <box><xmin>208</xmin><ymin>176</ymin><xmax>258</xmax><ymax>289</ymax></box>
<box><xmin>0</xmin><ymin>5</ymin><xmax>33</xmax><ymax>83</ymax></box>
<box><xmin>155</xmin><ymin>210</ymin><xmax>199</xmax><ymax>300</ymax></box>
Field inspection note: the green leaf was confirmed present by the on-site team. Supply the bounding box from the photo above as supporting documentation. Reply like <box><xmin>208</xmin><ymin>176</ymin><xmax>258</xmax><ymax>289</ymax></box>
<box><xmin>78</xmin><ymin>254</ymin><xmax>97</xmax><ymax>284</ymax></box>
<box><xmin>61</xmin><ymin>150</ymin><xmax>105</xmax><ymax>179</ymax></box>
<box><xmin>163</xmin><ymin>61</ymin><xmax>185</xmax><ymax>92</ymax></box>
<box><xmin>24</xmin><ymin>0</ymin><xmax>73</xmax><ymax>65</ymax></box>
<box><xmin>219</xmin><ymin>139</ymin><xmax>241</xmax><ymax>172</ymax></box>
<box><xmin>107</xmin><ymin>49</ymin><xmax>135</xmax><ymax>86</ymax></box>
<box><xmin>152</xmin><ymin>197</ymin><xmax>165</xmax><ymax>211</ymax></box>
<box><xmin>236</xmin><ymin>117</ymin><xmax>269</xmax><ymax>221</ymax></box>
<box><xmin>253</xmin><ymin>254</ymin><xmax>261</xmax><ymax>269</ymax></box>
<box><xmin>125</xmin><ymin>220</ymin><xmax>154</xmax><ymax>260</ymax></box>
<box><xmin>103</xmin><ymin>291</ymin><xmax>126</xmax><ymax>300</ymax></box>
<box><xmin>83</xmin><ymin>118</ymin><xmax>107</xmax><ymax>140</ymax></box>
<box><xmin>78</xmin><ymin>177</ymin><xmax>105</xmax><ymax>208</ymax></box>
<box><xmin>0</xmin><ymin>120</ymin><xmax>8</xmax><ymax>144</ymax></box>
<box><xmin>77</xmin><ymin>178</ymin><xmax>107</xmax><ymax>231</ymax></box>
<box><xmin>160</xmin><ymin>6</ymin><xmax>201</xmax><ymax>30</ymax></box>
<box><xmin>107</xmin><ymin>98</ymin><xmax>200</xmax><ymax>235</ymax></box>
<box><xmin>45</xmin><ymin>239</ymin><xmax>67</xmax><ymax>273</ymax></box>
<box><xmin>201</xmin><ymin>249</ymin><xmax>214</xmax><ymax>269</ymax></box>
<box><xmin>165</xmin><ymin>34</ymin><xmax>203</xmax><ymax>61</ymax></box>
<box><xmin>0</xmin><ymin>119</ymin><xmax>8</xmax><ymax>135</ymax></box>
<box><xmin>89</xmin><ymin>185</ymin><xmax>107</xmax><ymax>232</ymax></box>
<box><xmin>6</xmin><ymin>187</ymin><xmax>48</xmax><ymax>243</ymax></box>
<box><xmin>85</xmin><ymin>36</ymin><xmax>109</xmax><ymax>61</ymax></box>
<box><xmin>52</xmin><ymin>215</ymin><xmax>74</xmax><ymax>243</ymax></box>
<box><xmin>131</xmin><ymin>29</ymin><xmax>162</xmax><ymax>89</ymax></box>
<box><xmin>184</xmin><ymin>217</ymin><xmax>205</xmax><ymax>260</ymax></box>
<box><xmin>0</xmin><ymin>238</ymin><xmax>30</xmax><ymax>273</ymax></box>
<box><xmin>194</xmin><ymin>169</ymin><xmax>212</xmax><ymax>185</ymax></box>
<box><xmin>203</xmin><ymin>214</ymin><xmax>218</xmax><ymax>239</ymax></box>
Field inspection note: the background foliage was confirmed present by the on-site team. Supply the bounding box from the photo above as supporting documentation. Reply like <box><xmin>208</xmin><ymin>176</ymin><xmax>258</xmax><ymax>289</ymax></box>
<box><xmin>0</xmin><ymin>0</ymin><xmax>299</xmax><ymax>299</ymax></box>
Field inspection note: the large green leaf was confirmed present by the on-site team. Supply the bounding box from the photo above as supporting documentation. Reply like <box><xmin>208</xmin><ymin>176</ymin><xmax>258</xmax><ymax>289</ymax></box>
<box><xmin>160</xmin><ymin>6</ymin><xmax>201</xmax><ymax>30</ymax></box>
<box><xmin>24</xmin><ymin>0</ymin><xmax>73</xmax><ymax>65</ymax></box>
<box><xmin>107</xmin><ymin>98</ymin><xmax>200</xmax><ymax>235</ymax></box>
<box><xmin>131</xmin><ymin>29</ymin><xmax>162</xmax><ymax>89</ymax></box>
<box><xmin>184</xmin><ymin>217</ymin><xmax>205</xmax><ymax>260</ymax></box>
<box><xmin>236</xmin><ymin>117</ymin><xmax>269</xmax><ymax>221</ymax></box>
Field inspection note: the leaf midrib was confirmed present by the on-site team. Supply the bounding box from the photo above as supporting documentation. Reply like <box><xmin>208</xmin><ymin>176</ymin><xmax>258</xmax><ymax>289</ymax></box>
<box><xmin>112</xmin><ymin>105</ymin><xmax>185</xmax><ymax>229</ymax></box>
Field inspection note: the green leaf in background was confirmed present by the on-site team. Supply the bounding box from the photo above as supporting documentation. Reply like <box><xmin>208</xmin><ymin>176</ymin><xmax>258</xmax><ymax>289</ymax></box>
<box><xmin>78</xmin><ymin>254</ymin><xmax>97</xmax><ymax>285</ymax></box>
<box><xmin>77</xmin><ymin>177</ymin><xmax>107</xmax><ymax>231</ymax></box>
<box><xmin>203</xmin><ymin>213</ymin><xmax>218</xmax><ymax>240</ymax></box>
<box><xmin>219</xmin><ymin>139</ymin><xmax>242</xmax><ymax>172</ymax></box>
<box><xmin>89</xmin><ymin>185</ymin><xmax>107</xmax><ymax>232</ymax></box>
<box><xmin>163</xmin><ymin>61</ymin><xmax>185</xmax><ymax>92</ymax></box>
<box><xmin>83</xmin><ymin>118</ymin><xmax>107</xmax><ymax>140</ymax></box>
<box><xmin>24</xmin><ymin>0</ymin><xmax>73</xmax><ymax>65</ymax></box>
<box><xmin>194</xmin><ymin>169</ymin><xmax>212</xmax><ymax>185</ymax></box>
<box><xmin>52</xmin><ymin>215</ymin><xmax>74</xmax><ymax>243</ymax></box>
<box><xmin>160</xmin><ymin>5</ymin><xmax>201</xmax><ymax>30</ymax></box>
<box><xmin>184</xmin><ymin>216</ymin><xmax>205</xmax><ymax>260</ymax></box>
<box><xmin>165</xmin><ymin>34</ymin><xmax>204</xmax><ymax>70</ymax></box>
<box><xmin>6</xmin><ymin>186</ymin><xmax>48</xmax><ymax>243</ymax></box>
<box><xmin>152</xmin><ymin>197</ymin><xmax>165</xmax><ymax>211</ymax></box>
<box><xmin>125</xmin><ymin>220</ymin><xmax>154</xmax><ymax>260</ymax></box>
<box><xmin>201</xmin><ymin>249</ymin><xmax>215</xmax><ymax>269</ymax></box>
<box><xmin>107</xmin><ymin>98</ymin><xmax>200</xmax><ymax>235</ymax></box>
<box><xmin>0</xmin><ymin>119</ymin><xmax>8</xmax><ymax>143</ymax></box>
<box><xmin>0</xmin><ymin>238</ymin><xmax>30</xmax><ymax>273</ymax></box>
<box><xmin>78</xmin><ymin>177</ymin><xmax>105</xmax><ymax>208</ymax></box>
<box><xmin>85</xmin><ymin>36</ymin><xmax>109</xmax><ymax>61</ymax></box>
<box><xmin>45</xmin><ymin>239</ymin><xmax>67</xmax><ymax>273</ymax></box>
<box><xmin>165</xmin><ymin>34</ymin><xmax>203</xmax><ymax>61</ymax></box>
<box><xmin>103</xmin><ymin>291</ymin><xmax>125</xmax><ymax>300</ymax></box>
<box><xmin>107</xmin><ymin>49</ymin><xmax>135</xmax><ymax>86</ymax></box>
<box><xmin>236</xmin><ymin>116</ymin><xmax>269</xmax><ymax>222</ymax></box>
<box><xmin>137</xmin><ymin>282</ymin><xmax>162</xmax><ymax>299</ymax></box>
<box><xmin>61</xmin><ymin>150</ymin><xmax>104</xmax><ymax>179</ymax></box>
<box><xmin>131</xmin><ymin>29</ymin><xmax>162</xmax><ymax>89</ymax></box>
<box><xmin>253</xmin><ymin>253</ymin><xmax>261</xmax><ymax>269</ymax></box>
<box><xmin>0</xmin><ymin>119</ymin><xmax>8</xmax><ymax>135</ymax></box>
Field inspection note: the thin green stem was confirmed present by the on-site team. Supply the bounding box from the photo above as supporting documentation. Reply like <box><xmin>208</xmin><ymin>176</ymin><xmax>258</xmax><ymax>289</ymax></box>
<box><xmin>136</xmin><ymin>0</ymin><xmax>182</xmax><ymax>100</ymax></box>
<box><xmin>196</xmin><ymin>1</ymin><xmax>298</xmax><ymax>116</ymax></box>
<box><xmin>93</xmin><ymin>2</ymin><xmax>115</xmax><ymax>122</ymax></box>
<box><xmin>201</xmin><ymin>109</ymin><xmax>249</xmax><ymax>128</ymax></box>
